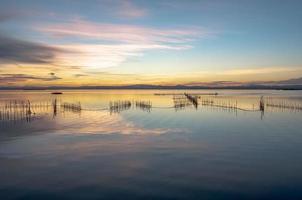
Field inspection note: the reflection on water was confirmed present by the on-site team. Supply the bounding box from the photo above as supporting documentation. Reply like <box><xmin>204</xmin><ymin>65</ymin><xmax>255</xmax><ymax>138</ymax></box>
<box><xmin>1</xmin><ymin>90</ymin><xmax>302</xmax><ymax>200</ymax></box>
<box><xmin>1</xmin><ymin>91</ymin><xmax>301</xmax><ymax>125</ymax></box>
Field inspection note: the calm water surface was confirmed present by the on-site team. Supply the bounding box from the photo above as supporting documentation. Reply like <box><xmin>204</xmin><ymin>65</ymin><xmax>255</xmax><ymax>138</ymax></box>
<box><xmin>0</xmin><ymin>90</ymin><xmax>302</xmax><ymax>200</ymax></box>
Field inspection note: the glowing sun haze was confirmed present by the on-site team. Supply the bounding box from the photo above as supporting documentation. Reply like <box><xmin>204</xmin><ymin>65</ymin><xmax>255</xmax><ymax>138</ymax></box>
<box><xmin>0</xmin><ymin>0</ymin><xmax>302</xmax><ymax>87</ymax></box>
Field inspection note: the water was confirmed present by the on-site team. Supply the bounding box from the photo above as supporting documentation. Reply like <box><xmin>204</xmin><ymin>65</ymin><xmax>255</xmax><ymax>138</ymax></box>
<box><xmin>0</xmin><ymin>90</ymin><xmax>302</xmax><ymax>200</ymax></box>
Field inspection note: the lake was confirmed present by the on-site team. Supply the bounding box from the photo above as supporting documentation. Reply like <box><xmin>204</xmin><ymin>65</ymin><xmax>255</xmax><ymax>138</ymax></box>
<box><xmin>1</xmin><ymin>89</ymin><xmax>302</xmax><ymax>200</ymax></box>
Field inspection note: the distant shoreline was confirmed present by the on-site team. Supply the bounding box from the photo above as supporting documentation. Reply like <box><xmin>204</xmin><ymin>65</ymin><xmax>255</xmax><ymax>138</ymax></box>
<box><xmin>0</xmin><ymin>85</ymin><xmax>301</xmax><ymax>90</ymax></box>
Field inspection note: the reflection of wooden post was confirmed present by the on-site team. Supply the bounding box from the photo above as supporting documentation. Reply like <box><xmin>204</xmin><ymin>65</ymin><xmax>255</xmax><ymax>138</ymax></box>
<box><xmin>27</xmin><ymin>100</ymin><xmax>32</xmax><ymax>115</ymax></box>
<box><xmin>53</xmin><ymin>98</ymin><xmax>57</xmax><ymax>117</ymax></box>
<box><xmin>260</xmin><ymin>96</ymin><xmax>265</xmax><ymax>111</ymax></box>
<box><xmin>260</xmin><ymin>96</ymin><xmax>265</xmax><ymax>120</ymax></box>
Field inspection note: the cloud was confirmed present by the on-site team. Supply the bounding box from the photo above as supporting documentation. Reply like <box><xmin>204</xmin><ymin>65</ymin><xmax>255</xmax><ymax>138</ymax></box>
<box><xmin>175</xmin><ymin>67</ymin><xmax>300</xmax><ymax>78</ymax></box>
<box><xmin>39</xmin><ymin>19</ymin><xmax>203</xmax><ymax>44</ymax></box>
<box><xmin>0</xmin><ymin>73</ymin><xmax>61</xmax><ymax>83</ymax></box>
<box><xmin>37</xmin><ymin>19</ymin><xmax>207</xmax><ymax>69</ymax></box>
<box><xmin>0</xmin><ymin>34</ymin><xmax>68</xmax><ymax>65</ymax></box>
<box><xmin>56</xmin><ymin>43</ymin><xmax>192</xmax><ymax>69</ymax></box>
<box><xmin>74</xmin><ymin>74</ymin><xmax>88</xmax><ymax>77</ymax></box>
<box><xmin>221</xmin><ymin>67</ymin><xmax>297</xmax><ymax>75</ymax></box>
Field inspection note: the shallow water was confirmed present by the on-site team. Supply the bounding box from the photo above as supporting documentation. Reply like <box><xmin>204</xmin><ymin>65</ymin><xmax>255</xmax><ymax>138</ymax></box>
<box><xmin>1</xmin><ymin>90</ymin><xmax>302</xmax><ymax>200</ymax></box>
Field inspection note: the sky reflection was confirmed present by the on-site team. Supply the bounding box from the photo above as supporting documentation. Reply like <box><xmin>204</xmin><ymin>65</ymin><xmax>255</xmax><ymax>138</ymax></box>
<box><xmin>1</xmin><ymin>90</ymin><xmax>302</xmax><ymax>199</ymax></box>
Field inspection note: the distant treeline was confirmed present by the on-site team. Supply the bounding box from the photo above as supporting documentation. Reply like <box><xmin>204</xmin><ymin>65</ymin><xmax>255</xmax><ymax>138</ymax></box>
<box><xmin>0</xmin><ymin>84</ymin><xmax>302</xmax><ymax>90</ymax></box>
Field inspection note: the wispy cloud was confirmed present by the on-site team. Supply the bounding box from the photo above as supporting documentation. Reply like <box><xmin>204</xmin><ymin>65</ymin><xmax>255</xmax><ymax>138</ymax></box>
<box><xmin>0</xmin><ymin>34</ymin><xmax>69</xmax><ymax>65</ymax></box>
<box><xmin>221</xmin><ymin>67</ymin><xmax>296</xmax><ymax>76</ymax></box>
<box><xmin>0</xmin><ymin>73</ymin><xmax>61</xmax><ymax>84</ymax></box>
<box><xmin>39</xmin><ymin>19</ymin><xmax>203</xmax><ymax>44</ymax></box>
<box><xmin>74</xmin><ymin>74</ymin><xmax>88</xmax><ymax>77</ymax></box>
<box><xmin>37</xmin><ymin>19</ymin><xmax>208</xmax><ymax>69</ymax></box>
<box><xmin>56</xmin><ymin>43</ymin><xmax>192</xmax><ymax>68</ymax></box>
<box><xmin>144</xmin><ymin>67</ymin><xmax>302</xmax><ymax>85</ymax></box>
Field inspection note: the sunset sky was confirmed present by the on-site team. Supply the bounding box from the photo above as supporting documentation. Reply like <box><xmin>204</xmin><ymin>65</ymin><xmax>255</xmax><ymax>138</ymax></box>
<box><xmin>0</xmin><ymin>0</ymin><xmax>302</xmax><ymax>87</ymax></box>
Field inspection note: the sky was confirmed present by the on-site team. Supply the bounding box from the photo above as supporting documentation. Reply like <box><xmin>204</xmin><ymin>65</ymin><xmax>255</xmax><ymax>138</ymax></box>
<box><xmin>0</xmin><ymin>0</ymin><xmax>302</xmax><ymax>87</ymax></box>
